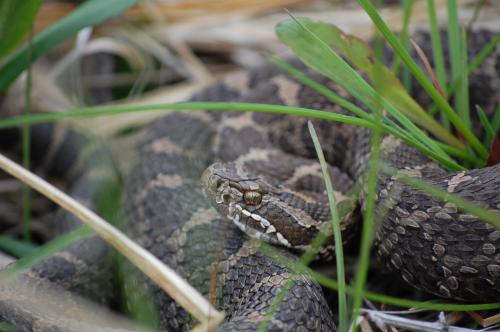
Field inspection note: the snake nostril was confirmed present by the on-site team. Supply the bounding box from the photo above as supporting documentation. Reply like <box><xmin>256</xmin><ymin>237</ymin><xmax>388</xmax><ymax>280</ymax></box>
<box><xmin>215</xmin><ymin>193</ymin><xmax>231</xmax><ymax>205</ymax></box>
<box><xmin>213</xmin><ymin>178</ymin><xmax>223</xmax><ymax>189</ymax></box>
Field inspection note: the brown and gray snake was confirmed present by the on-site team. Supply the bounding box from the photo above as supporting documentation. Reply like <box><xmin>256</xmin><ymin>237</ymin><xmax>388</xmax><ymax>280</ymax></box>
<box><xmin>0</xmin><ymin>28</ymin><xmax>499</xmax><ymax>331</ymax></box>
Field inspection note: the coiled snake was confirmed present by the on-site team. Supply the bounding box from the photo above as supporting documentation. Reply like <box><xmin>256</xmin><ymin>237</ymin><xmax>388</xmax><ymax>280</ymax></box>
<box><xmin>0</xmin><ymin>29</ymin><xmax>499</xmax><ymax>331</ymax></box>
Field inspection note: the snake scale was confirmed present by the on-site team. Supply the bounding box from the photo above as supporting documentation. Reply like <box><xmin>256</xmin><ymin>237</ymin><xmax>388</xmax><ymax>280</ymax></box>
<box><xmin>0</xmin><ymin>28</ymin><xmax>499</xmax><ymax>331</ymax></box>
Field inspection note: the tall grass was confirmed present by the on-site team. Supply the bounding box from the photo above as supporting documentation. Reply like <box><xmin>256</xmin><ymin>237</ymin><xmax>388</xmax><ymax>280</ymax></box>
<box><xmin>308</xmin><ymin>121</ymin><xmax>347</xmax><ymax>332</ymax></box>
<box><xmin>22</xmin><ymin>25</ymin><xmax>33</xmax><ymax>242</ymax></box>
<box><xmin>359</xmin><ymin>0</ymin><xmax>488</xmax><ymax>159</ymax></box>
<box><xmin>0</xmin><ymin>0</ymin><xmax>137</xmax><ymax>92</ymax></box>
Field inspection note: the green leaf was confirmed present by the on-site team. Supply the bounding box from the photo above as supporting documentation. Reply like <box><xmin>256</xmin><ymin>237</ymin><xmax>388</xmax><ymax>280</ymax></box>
<box><xmin>0</xmin><ymin>0</ymin><xmax>42</xmax><ymax>59</ymax></box>
<box><xmin>0</xmin><ymin>0</ymin><xmax>137</xmax><ymax>93</ymax></box>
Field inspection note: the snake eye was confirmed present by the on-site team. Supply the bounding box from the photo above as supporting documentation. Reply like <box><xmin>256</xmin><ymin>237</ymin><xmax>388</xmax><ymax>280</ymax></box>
<box><xmin>243</xmin><ymin>191</ymin><xmax>262</xmax><ymax>205</ymax></box>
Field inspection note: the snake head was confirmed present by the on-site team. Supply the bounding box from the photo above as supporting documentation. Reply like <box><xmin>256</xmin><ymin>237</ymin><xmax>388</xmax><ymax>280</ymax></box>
<box><xmin>202</xmin><ymin>162</ymin><xmax>321</xmax><ymax>250</ymax></box>
<box><xmin>201</xmin><ymin>161</ymin><xmax>269</xmax><ymax>213</ymax></box>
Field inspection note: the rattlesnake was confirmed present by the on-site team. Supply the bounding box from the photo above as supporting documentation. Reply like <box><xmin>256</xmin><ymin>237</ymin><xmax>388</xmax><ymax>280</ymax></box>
<box><xmin>0</xmin><ymin>28</ymin><xmax>499</xmax><ymax>331</ymax></box>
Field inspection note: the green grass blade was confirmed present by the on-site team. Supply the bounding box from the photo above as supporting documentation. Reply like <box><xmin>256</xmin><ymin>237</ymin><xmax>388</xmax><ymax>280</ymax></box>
<box><xmin>446</xmin><ymin>0</ymin><xmax>461</xmax><ymax>88</ymax></box>
<box><xmin>0</xmin><ymin>101</ymin><xmax>466</xmax><ymax>171</ymax></box>
<box><xmin>0</xmin><ymin>102</ymin><xmax>375</xmax><ymax>130</ymax></box>
<box><xmin>476</xmin><ymin>105</ymin><xmax>494</xmax><ymax>146</ymax></box>
<box><xmin>308</xmin><ymin>121</ymin><xmax>347</xmax><ymax>332</ymax></box>
<box><xmin>458</xmin><ymin>28</ymin><xmax>470</xmax><ymax>128</ymax></box>
<box><xmin>426</xmin><ymin>0</ymin><xmax>450</xmax><ymax>127</ymax></box>
<box><xmin>0</xmin><ymin>0</ymin><xmax>43</xmax><ymax>59</ymax></box>
<box><xmin>426</xmin><ymin>0</ymin><xmax>447</xmax><ymax>94</ymax></box>
<box><xmin>357</xmin><ymin>0</ymin><xmax>488</xmax><ymax>159</ymax></box>
<box><xmin>447</xmin><ymin>1</ymin><xmax>471</xmax><ymax>129</ymax></box>
<box><xmin>309</xmin><ymin>269</ymin><xmax>500</xmax><ymax>311</ymax></box>
<box><xmin>428</xmin><ymin>33</ymin><xmax>500</xmax><ymax>118</ymax></box>
<box><xmin>443</xmin><ymin>33</ymin><xmax>500</xmax><ymax>107</ymax></box>
<box><xmin>492</xmin><ymin>105</ymin><xmax>500</xmax><ymax>134</ymax></box>
<box><xmin>436</xmin><ymin>142</ymin><xmax>476</xmax><ymax>164</ymax></box>
<box><xmin>0</xmin><ymin>226</ymin><xmax>94</xmax><ymax>283</ymax></box>
<box><xmin>466</xmin><ymin>33</ymin><xmax>500</xmax><ymax>75</ymax></box>
<box><xmin>400</xmin><ymin>0</ymin><xmax>414</xmax><ymax>90</ymax></box>
<box><xmin>0</xmin><ymin>236</ymin><xmax>37</xmax><ymax>258</ymax></box>
<box><xmin>392</xmin><ymin>0</ymin><xmax>415</xmax><ymax>90</ymax></box>
<box><xmin>350</xmin><ymin>44</ymin><xmax>384</xmax><ymax>332</ymax></box>
<box><xmin>0</xmin><ymin>0</ymin><xmax>137</xmax><ymax>92</ymax></box>
<box><xmin>22</xmin><ymin>27</ymin><xmax>33</xmax><ymax>242</ymax></box>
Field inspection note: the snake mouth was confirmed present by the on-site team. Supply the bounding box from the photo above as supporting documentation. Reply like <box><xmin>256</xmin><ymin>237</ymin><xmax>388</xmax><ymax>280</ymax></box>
<box><xmin>226</xmin><ymin>202</ymin><xmax>295</xmax><ymax>248</ymax></box>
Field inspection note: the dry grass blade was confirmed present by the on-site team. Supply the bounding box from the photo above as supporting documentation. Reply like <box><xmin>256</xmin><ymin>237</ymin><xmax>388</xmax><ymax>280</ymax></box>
<box><xmin>356</xmin><ymin>316</ymin><xmax>374</xmax><ymax>332</ymax></box>
<box><xmin>410</xmin><ymin>39</ymin><xmax>447</xmax><ymax>99</ymax></box>
<box><xmin>362</xmin><ymin>309</ymin><xmax>478</xmax><ymax>332</ymax></box>
<box><xmin>0</xmin><ymin>152</ymin><xmax>224</xmax><ymax>330</ymax></box>
<box><xmin>34</xmin><ymin>0</ymin><xmax>310</xmax><ymax>31</ymax></box>
<box><xmin>468</xmin><ymin>311</ymin><xmax>500</xmax><ymax>328</ymax></box>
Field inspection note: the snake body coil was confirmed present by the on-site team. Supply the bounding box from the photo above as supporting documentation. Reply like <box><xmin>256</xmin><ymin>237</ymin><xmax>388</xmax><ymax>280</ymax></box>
<box><xmin>0</xmin><ymin>29</ymin><xmax>499</xmax><ymax>331</ymax></box>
